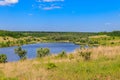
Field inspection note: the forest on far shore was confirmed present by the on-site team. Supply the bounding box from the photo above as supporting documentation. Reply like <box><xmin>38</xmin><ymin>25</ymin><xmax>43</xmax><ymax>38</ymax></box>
<box><xmin>0</xmin><ymin>30</ymin><xmax>120</xmax><ymax>47</ymax></box>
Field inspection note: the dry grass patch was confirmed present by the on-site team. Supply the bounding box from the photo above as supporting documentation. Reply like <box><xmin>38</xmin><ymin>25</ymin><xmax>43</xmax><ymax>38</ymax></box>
<box><xmin>0</xmin><ymin>60</ymin><xmax>48</xmax><ymax>80</ymax></box>
<box><xmin>75</xmin><ymin>46</ymin><xmax>120</xmax><ymax>60</ymax></box>
<box><xmin>89</xmin><ymin>35</ymin><xmax>110</xmax><ymax>38</ymax></box>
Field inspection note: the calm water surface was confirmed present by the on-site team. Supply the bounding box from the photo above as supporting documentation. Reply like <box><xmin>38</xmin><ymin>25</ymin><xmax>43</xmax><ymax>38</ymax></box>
<box><xmin>0</xmin><ymin>43</ymin><xmax>80</xmax><ymax>62</ymax></box>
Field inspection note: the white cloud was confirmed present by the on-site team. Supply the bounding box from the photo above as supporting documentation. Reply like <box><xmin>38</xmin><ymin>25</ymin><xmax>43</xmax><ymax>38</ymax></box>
<box><xmin>37</xmin><ymin>0</ymin><xmax>64</xmax><ymax>2</ymax></box>
<box><xmin>35</xmin><ymin>0</ymin><xmax>64</xmax><ymax>10</ymax></box>
<box><xmin>41</xmin><ymin>6</ymin><xmax>61</xmax><ymax>10</ymax></box>
<box><xmin>0</xmin><ymin>0</ymin><xmax>18</xmax><ymax>6</ymax></box>
<box><xmin>38</xmin><ymin>3</ymin><xmax>62</xmax><ymax>10</ymax></box>
<box><xmin>43</xmin><ymin>0</ymin><xmax>64</xmax><ymax>2</ymax></box>
<box><xmin>36</xmin><ymin>0</ymin><xmax>64</xmax><ymax>10</ymax></box>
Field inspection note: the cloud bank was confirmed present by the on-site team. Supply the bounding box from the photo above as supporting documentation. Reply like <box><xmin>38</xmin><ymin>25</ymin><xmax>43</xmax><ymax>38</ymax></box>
<box><xmin>0</xmin><ymin>0</ymin><xmax>18</xmax><ymax>6</ymax></box>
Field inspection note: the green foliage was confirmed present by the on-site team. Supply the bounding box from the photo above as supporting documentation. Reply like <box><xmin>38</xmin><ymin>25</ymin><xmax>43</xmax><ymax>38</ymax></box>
<box><xmin>46</xmin><ymin>63</ymin><xmax>56</xmax><ymax>70</ymax></box>
<box><xmin>37</xmin><ymin>48</ymin><xmax>50</xmax><ymax>58</ymax></box>
<box><xmin>57</xmin><ymin>51</ymin><xmax>67</xmax><ymax>58</ymax></box>
<box><xmin>79</xmin><ymin>50</ymin><xmax>92</xmax><ymax>60</ymax></box>
<box><xmin>98</xmin><ymin>31</ymin><xmax>120</xmax><ymax>37</ymax></box>
<box><xmin>0</xmin><ymin>30</ymin><xmax>120</xmax><ymax>48</ymax></box>
<box><xmin>0</xmin><ymin>54</ymin><xmax>7</xmax><ymax>63</ymax></box>
<box><xmin>0</xmin><ymin>30</ymin><xmax>25</xmax><ymax>38</ymax></box>
<box><xmin>68</xmin><ymin>54</ymin><xmax>74</xmax><ymax>60</ymax></box>
<box><xmin>14</xmin><ymin>46</ymin><xmax>27</xmax><ymax>60</ymax></box>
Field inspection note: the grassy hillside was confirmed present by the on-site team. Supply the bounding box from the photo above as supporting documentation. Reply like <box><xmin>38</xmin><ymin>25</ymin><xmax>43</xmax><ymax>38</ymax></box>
<box><xmin>0</xmin><ymin>46</ymin><xmax>120</xmax><ymax>80</ymax></box>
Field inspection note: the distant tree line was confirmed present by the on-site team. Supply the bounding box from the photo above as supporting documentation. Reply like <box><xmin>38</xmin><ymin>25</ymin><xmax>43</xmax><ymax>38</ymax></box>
<box><xmin>0</xmin><ymin>30</ymin><xmax>25</xmax><ymax>38</ymax></box>
<box><xmin>1</xmin><ymin>30</ymin><xmax>120</xmax><ymax>39</ymax></box>
<box><xmin>98</xmin><ymin>31</ymin><xmax>120</xmax><ymax>37</ymax></box>
<box><xmin>0</xmin><ymin>30</ymin><xmax>120</xmax><ymax>47</ymax></box>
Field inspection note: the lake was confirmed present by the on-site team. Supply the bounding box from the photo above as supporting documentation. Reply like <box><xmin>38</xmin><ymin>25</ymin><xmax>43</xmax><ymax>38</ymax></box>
<box><xmin>0</xmin><ymin>42</ymin><xmax>80</xmax><ymax>62</ymax></box>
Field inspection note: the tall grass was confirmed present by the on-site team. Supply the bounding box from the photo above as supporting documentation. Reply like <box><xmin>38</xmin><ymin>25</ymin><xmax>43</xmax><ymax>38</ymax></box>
<box><xmin>0</xmin><ymin>46</ymin><xmax>120</xmax><ymax>80</ymax></box>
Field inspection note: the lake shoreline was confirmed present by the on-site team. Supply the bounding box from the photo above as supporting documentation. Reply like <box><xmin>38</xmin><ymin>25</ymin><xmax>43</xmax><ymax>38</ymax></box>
<box><xmin>0</xmin><ymin>42</ymin><xmax>80</xmax><ymax>62</ymax></box>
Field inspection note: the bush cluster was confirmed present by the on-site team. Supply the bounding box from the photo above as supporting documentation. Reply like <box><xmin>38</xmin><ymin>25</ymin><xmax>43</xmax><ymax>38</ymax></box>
<box><xmin>14</xmin><ymin>46</ymin><xmax>27</xmax><ymax>60</ymax></box>
<box><xmin>0</xmin><ymin>54</ymin><xmax>7</xmax><ymax>63</ymax></box>
<box><xmin>37</xmin><ymin>48</ymin><xmax>50</xmax><ymax>58</ymax></box>
<box><xmin>79</xmin><ymin>50</ymin><xmax>92</xmax><ymax>60</ymax></box>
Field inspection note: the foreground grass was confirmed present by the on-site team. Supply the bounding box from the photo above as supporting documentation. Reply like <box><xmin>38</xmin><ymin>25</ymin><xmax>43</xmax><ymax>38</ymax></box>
<box><xmin>0</xmin><ymin>46</ymin><xmax>120</xmax><ymax>80</ymax></box>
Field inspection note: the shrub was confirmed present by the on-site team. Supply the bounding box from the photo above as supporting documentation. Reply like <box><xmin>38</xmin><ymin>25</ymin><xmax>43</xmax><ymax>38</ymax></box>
<box><xmin>37</xmin><ymin>48</ymin><xmax>50</xmax><ymax>58</ymax></box>
<box><xmin>46</xmin><ymin>63</ymin><xmax>56</xmax><ymax>70</ymax></box>
<box><xmin>0</xmin><ymin>54</ymin><xmax>7</xmax><ymax>63</ymax></box>
<box><xmin>111</xmin><ymin>42</ymin><xmax>114</xmax><ymax>44</ymax></box>
<box><xmin>79</xmin><ymin>50</ymin><xmax>92</xmax><ymax>61</ymax></box>
<box><xmin>68</xmin><ymin>54</ymin><xmax>74</xmax><ymax>60</ymax></box>
<box><xmin>57</xmin><ymin>51</ymin><xmax>67</xmax><ymax>58</ymax></box>
<box><xmin>14</xmin><ymin>46</ymin><xmax>27</xmax><ymax>60</ymax></box>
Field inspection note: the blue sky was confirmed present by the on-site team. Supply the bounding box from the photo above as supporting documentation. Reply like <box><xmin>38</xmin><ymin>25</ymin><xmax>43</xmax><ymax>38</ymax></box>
<box><xmin>0</xmin><ymin>0</ymin><xmax>120</xmax><ymax>32</ymax></box>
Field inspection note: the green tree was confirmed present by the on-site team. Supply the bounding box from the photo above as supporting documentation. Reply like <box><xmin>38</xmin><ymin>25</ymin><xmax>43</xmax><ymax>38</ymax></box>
<box><xmin>0</xmin><ymin>54</ymin><xmax>7</xmax><ymax>63</ymax></box>
<box><xmin>37</xmin><ymin>48</ymin><xmax>50</xmax><ymax>58</ymax></box>
<box><xmin>14</xmin><ymin>46</ymin><xmax>27</xmax><ymax>60</ymax></box>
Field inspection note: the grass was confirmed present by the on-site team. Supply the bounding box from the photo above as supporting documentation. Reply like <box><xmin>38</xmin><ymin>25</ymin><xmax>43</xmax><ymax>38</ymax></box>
<box><xmin>89</xmin><ymin>35</ymin><xmax>120</xmax><ymax>46</ymax></box>
<box><xmin>0</xmin><ymin>46</ymin><xmax>120</xmax><ymax>80</ymax></box>
<box><xmin>49</xmin><ymin>59</ymin><xmax>120</xmax><ymax>80</ymax></box>
<box><xmin>0</xmin><ymin>36</ymin><xmax>42</xmax><ymax>47</ymax></box>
